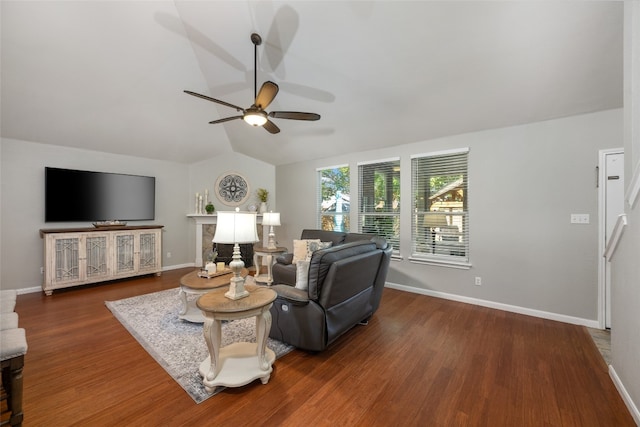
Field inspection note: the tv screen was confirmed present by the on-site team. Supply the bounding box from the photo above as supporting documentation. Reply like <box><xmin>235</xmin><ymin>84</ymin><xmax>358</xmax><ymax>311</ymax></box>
<box><xmin>45</xmin><ymin>167</ymin><xmax>156</xmax><ymax>222</ymax></box>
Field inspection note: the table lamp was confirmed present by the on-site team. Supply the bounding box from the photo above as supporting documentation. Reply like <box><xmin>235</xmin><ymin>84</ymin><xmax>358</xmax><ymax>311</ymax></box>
<box><xmin>262</xmin><ymin>211</ymin><xmax>281</xmax><ymax>249</ymax></box>
<box><xmin>212</xmin><ymin>208</ymin><xmax>258</xmax><ymax>300</ymax></box>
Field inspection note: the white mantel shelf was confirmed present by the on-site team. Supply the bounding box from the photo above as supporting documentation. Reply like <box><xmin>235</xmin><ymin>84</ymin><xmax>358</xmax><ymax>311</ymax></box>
<box><xmin>188</xmin><ymin>213</ymin><xmax>264</xmax><ymax>267</ymax></box>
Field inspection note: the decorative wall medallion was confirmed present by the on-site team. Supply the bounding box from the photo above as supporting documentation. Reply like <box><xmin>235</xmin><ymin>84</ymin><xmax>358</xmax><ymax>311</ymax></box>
<box><xmin>215</xmin><ymin>172</ymin><xmax>250</xmax><ymax>206</ymax></box>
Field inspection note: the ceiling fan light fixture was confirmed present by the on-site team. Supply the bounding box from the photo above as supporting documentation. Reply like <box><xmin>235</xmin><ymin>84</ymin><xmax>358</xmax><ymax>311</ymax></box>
<box><xmin>243</xmin><ymin>110</ymin><xmax>267</xmax><ymax>126</ymax></box>
<box><xmin>184</xmin><ymin>33</ymin><xmax>319</xmax><ymax>134</ymax></box>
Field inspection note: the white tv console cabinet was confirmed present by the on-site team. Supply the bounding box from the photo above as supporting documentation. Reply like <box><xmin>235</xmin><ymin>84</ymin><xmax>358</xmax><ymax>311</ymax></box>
<box><xmin>40</xmin><ymin>225</ymin><xmax>163</xmax><ymax>295</ymax></box>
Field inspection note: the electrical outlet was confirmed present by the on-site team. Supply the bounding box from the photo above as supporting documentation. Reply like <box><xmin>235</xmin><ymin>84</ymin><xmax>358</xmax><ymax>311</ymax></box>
<box><xmin>40</xmin><ymin>267</ymin><xmax>44</xmax><ymax>275</ymax></box>
<box><xmin>167</xmin><ymin>252</ymin><xmax>172</xmax><ymax>258</ymax></box>
<box><xmin>475</xmin><ymin>276</ymin><xmax>482</xmax><ymax>286</ymax></box>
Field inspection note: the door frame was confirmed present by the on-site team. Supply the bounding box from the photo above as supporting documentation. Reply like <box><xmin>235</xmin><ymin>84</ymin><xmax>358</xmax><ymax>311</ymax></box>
<box><xmin>597</xmin><ymin>148</ymin><xmax>624</xmax><ymax>329</ymax></box>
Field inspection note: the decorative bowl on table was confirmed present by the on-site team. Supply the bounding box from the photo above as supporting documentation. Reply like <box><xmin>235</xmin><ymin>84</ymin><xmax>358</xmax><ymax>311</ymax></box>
<box><xmin>93</xmin><ymin>220</ymin><xmax>127</xmax><ymax>228</ymax></box>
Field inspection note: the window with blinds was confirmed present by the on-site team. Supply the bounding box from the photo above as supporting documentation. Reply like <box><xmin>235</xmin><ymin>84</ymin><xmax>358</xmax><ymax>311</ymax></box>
<box><xmin>411</xmin><ymin>148</ymin><xmax>469</xmax><ymax>264</ymax></box>
<box><xmin>358</xmin><ymin>158</ymin><xmax>400</xmax><ymax>253</ymax></box>
<box><xmin>317</xmin><ymin>165</ymin><xmax>350</xmax><ymax>232</ymax></box>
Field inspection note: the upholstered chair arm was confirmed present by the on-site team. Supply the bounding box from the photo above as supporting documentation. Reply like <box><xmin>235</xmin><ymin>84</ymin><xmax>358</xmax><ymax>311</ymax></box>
<box><xmin>276</xmin><ymin>253</ymin><xmax>294</xmax><ymax>265</ymax></box>
<box><xmin>271</xmin><ymin>284</ymin><xmax>310</xmax><ymax>306</ymax></box>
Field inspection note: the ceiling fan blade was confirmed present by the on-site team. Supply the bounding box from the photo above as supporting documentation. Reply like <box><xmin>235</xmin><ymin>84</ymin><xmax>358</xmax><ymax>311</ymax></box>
<box><xmin>209</xmin><ymin>116</ymin><xmax>243</xmax><ymax>125</ymax></box>
<box><xmin>263</xmin><ymin>119</ymin><xmax>281</xmax><ymax>134</ymax></box>
<box><xmin>184</xmin><ymin>90</ymin><xmax>244</xmax><ymax>112</ymax></box>
<box><xmin>269</xmin><ymin>111</ymin><xmax>321</xmax><ymax>121</ymax></box>
<box><xmin>255</xmin><ymin>81</ymin><xmax>279</xmax><ymax>110</ymax></box>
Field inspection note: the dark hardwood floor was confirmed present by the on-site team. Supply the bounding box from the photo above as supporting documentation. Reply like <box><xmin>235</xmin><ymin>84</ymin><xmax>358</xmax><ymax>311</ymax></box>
<box><xmin>13</xmin><ymin>268</ymin><xmax>634</xmax><ymax>426</ymax></box>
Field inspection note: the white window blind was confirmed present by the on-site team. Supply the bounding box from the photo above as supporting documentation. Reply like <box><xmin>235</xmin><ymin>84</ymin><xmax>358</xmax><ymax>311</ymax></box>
<box><xmin>358</xmin><ymin>159</ymin><xmax>400</xmax><ymax>253</ymax></box>
<box><xmin>411</xmin><ymin>149</ymin><xmax>469</xmax><ymax>263</ymax></box>
<box><xmin>317</xmin><ymin>165</ymin><xmax>350</xmax><ymax>232</ymax></box>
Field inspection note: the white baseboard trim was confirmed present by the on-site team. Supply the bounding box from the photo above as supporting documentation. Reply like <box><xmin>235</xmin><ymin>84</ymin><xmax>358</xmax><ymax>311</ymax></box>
<box><xmin>12</xmin><ymin>277</ymin><xmax>600</xmax><ymax>329</ymax></box>
<box><xmin>385</xmin><ymin>282</ymin><xmax>600</xmax><ymax>328</ymax></box>
<box><xmin>609</xmin><ymin>365</ymin><xmax>640</xmax><ymax>425</ymax></box>
<box><xmin>162</xmin><ymin>262</ymin><xmax>194</xmax><ymax>271</ymax></box>
<box><xmin>10</xmin><ymin>263</ymin><xmax>196</xmax><ymax>295</ymax></box>
<box><xmin>16</xmin><ymin>286</ymin><xmax>41</xmax><ymax>295</ymax></box>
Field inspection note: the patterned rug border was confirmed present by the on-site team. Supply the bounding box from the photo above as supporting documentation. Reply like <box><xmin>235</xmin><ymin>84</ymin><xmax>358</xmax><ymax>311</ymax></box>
<box><xmin>105</xmin><ymin>287</ymin><xmax>293</xmax><ymax>403</ymax></box>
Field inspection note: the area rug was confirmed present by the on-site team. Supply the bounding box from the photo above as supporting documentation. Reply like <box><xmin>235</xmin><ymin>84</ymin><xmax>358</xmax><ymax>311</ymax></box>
<box><xmin>105</xmin><ymin>288</ymin><xmax>294</xmax><ymax>403</ymax></box>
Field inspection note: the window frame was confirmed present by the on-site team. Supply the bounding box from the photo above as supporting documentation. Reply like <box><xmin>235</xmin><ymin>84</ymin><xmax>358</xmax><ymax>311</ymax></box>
<box><xmin>357</xmin><ymin>157</ymin><xmax>401</xmax><ymax>255</ymax></box>
<box><xmin>410</xmin><ymin>148</ymin><xmax>471</xmax><ymax>269</ymax></box>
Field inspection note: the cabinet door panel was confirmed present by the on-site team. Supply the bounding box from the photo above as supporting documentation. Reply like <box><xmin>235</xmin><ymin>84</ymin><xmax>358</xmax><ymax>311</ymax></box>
<box><xmin>85</xmin><ymin>235</ymin><xmax>109</xmax><ymax>279</ymax></box>
<box><xmin>54</xmin><ymin>237</ymin><xmax>80</xmax><ymax>282</ymax></box>
<box><xmin>115</xmin><ymin>234</ymin><xmax>136</xmax><ymax>274</ymax></box>
<box><xmin>138</xmin><ymin>232</ymin><xmax>158</xmax><ymax>271</ymax></box>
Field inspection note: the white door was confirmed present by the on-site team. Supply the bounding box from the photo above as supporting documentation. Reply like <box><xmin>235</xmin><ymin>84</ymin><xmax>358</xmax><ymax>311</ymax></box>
<box><xmin>603</xmin><ymin>151</ymin><xmax>624</xmax><ymax>329</ymax></box>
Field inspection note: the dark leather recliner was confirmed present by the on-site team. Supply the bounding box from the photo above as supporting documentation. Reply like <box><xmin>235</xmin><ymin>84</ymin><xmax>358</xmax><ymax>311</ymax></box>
<box><xmin>268</xmin><ymin>230</ymin><xmax>392</xmax><ymax>351</ymax></box>
<box><xmin>271</xmin><ymin>229</ymin><xmax>376</xmax><ymax>286</ymax></box>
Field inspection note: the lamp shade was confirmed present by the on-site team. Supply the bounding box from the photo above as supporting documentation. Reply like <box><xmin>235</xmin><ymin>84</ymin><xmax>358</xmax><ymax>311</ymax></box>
<box><xmin>423</xmin><ymin>213</ymin><xmax>448</xmax><ymax>228</ymax></box>
<box><xmin>212</xmin><ymin>210</ymin><xmax>258</xmax><ymax>244</ymax></box>
<box><xmin>262</xmin><ymin>212</ymin><xmax>281</xmax><ymax>226</ymax></box>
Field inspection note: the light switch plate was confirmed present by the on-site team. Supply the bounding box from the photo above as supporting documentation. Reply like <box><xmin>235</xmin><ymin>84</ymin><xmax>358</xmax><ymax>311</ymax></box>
<box><xmin>570</xmin><ymin>214</ymin><xmax>590</xmax><ymax>224</ymax></box>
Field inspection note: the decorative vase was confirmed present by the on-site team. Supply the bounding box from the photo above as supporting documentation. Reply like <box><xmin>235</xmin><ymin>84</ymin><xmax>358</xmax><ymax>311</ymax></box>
<box><xmin>259</xmin><ymin>202</ymin><xmax>268</xmax><ymax>213</ymax></box>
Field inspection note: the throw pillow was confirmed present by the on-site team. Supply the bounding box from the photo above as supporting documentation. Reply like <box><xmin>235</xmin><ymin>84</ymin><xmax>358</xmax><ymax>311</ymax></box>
<box><xmin>305</xmin><ymin>241</ymin><xmax>333</xmax><ymax>261</ymax></box>
<box><xmin>295</xmin><ymin>260</ymin><xmax>310</xmax><ymax>290</ymax></box>
<box><xmin>292</xmin><ymin>239</ymin><xmax>320</xmax><ymax>264</ymax></box>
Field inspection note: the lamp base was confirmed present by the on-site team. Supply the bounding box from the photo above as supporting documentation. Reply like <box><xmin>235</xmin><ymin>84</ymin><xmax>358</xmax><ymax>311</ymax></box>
<box><xmin>267</xmin><ymin>226</ymin><xmax>277</xmax><ymax>249</ymax></box>
<box><xmin>225</xmin><ymin>288</ymin><xmax>250</xmax><ymax>300</ymax></box>
<box><xmin>225</xmin><ymin>278</ymin><xmax>250</xmax><ymax>300</ymax></box>
<box><xmin>224</xmin><ymin>258</ymin><xmax>249</xmax><ymax>300</ymax></box>
<box><xmin>224</xmin><ymin>249</ymin><xmax>250</xmax><ymax>300</ymax></box>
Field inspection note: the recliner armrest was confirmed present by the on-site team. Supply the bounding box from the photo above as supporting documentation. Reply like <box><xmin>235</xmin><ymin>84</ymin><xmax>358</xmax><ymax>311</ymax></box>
<box><xmin>271</xmin><ymin>284</ymin><xmax>310</xmax><ymax>306</ymax></box>
<box><xmin>276</xmin><ymin>253</ymin><xmax>294</xmax><ymax>265</ymax></box>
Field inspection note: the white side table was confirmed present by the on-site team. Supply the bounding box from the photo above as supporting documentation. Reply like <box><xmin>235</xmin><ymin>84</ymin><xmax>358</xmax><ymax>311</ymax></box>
<box><xmin>178</xmin><ymin>268</ymin><xmax>247</xmax><ymax>323</ymax></box>
<box><xmin>253</xmin><ymin>246</ymin><xmax>287</xmax><ymax>285</ymax></box>
<box><xmin>196</xmin><ymin>283</ymin><xmax>277</xmax><ymax>391</ymax></box>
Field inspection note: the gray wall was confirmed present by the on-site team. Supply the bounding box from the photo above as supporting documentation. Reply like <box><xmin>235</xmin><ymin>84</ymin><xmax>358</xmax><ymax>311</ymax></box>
<box><xmin>0</xmin><ymin>138</ymin><xmax>189</xmax><ymax>290</ymax></box>
<box><xmin>188</xmin><ymin>152</ymin><xmax>276</xmax><ymax>212</ymax></box>
<box><xmin>611</xmin><ymin>204</ymin><xmax>640</xmax><ymax>423</ymax></box>
<box><xmin>276</xmin><ymin>109</ymin><xmax>622</xmax><ymax>324</ymax></box>
<box><xmin>0</xmin><ymin>138</ymin><xmax>276</xmax><ymax>291</ymax></box>
<box><xmin>186</xmin><ymin>152</ymin><xmax>276</xmax><ymax>262</ymax></box>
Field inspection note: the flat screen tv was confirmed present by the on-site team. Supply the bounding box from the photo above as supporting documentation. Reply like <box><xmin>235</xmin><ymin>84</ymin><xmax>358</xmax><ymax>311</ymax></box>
<box><xmin>45</xmin><ymin>167</ymin><xmax>156</xmax><ymax>222</ymax></box>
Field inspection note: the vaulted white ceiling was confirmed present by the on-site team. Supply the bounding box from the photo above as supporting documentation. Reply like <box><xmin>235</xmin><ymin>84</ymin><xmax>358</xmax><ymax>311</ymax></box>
<box><xmin>1</xmin><ymin>1</ymin><xmax>622</xmax><ymax>165</ymax></box>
